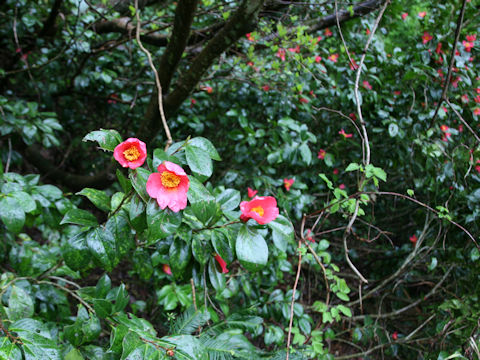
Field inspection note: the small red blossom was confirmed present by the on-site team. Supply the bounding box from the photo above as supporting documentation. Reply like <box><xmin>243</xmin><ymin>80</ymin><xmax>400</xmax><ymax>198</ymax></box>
<box><xmin>246</xmin><ymin>33</ymin><xmax>254</xmax><ymax>41</ymax></box>
<box><xmin>463</xmin><ymin>40</ymin><xmax>474</xmax><ymax>52</ymax></box>
<box><xmin>392</xmin><ymin>331</ymin><xmax>398</xmax><ymax>340</ymax></box>
<box><xmin>474</xmin><ymin>95</ymin><xmax>480</xmax><ymax>104</ymax></box>
<box><xmin>309</xmin><ymin>90</ymin><xmax>316</xmax><ymax>98</ymax></box>
<box><xmin>240</xmin><ymin>196</ymin><xmax>279</xmax><ymax>225</ymax></box>
<box><xmin>288</xmin><ymin>45</ymin><xmax>300</xmax><ymax>53</ymax></box>
<box><xmin>339</xmin><ymin>129</ymin><xmax>353</xmax><ymax>138</ymax></box>
<box><xmin>475</xmin><ymin>165</ymin><xmax>480</xmax><ymax>174</ymax></box>
<box><xmin>476</xmin><ymin>88</ymin><xmax>480</xmax><ymax>94</ymax></box>
<box><xmin>461</xmin><ymin>94</ymin><xmax>469</xmax><ymax>103</ymax></box>
<box><xmin>15</xmin><ymin>47</ymin><xmax>21</xmax><ymax>53</ymax></box>
<box><xmin>422</xmin><ymin>31</ymin><xmax>433</xmax><ymax>44</ymax></box>
<box><xmin>146</xmin><ymin>161</ymin><xmax>190</xmax><ymax>213</ymax></box>
<box><xmin>108</xmin><ymin>93</ymin><xmax>119</xmax><ymax>104</ymax></box>
<box><xmin>362</xmin><ymin>80</ymin><xmax>372</xmax><ymax>90</ymax></box>
<box><xmin>451</xmin><ymin>76</ymin><xmax>460</xmax><ymax>88</ymax></box>
<box><xmin>333</xmin><ymin>168</ymin><xmax>339</xmax><ymax>175</ymax></box>
<box><xmin>190</xmin><ymin>98</ymin><xmax>196</xmax><ymax>107</ymax></box>
<box><xmin>324</xmin><ymin>28</ymin><xmax>332</xmax><ymax>37</ymax></box>
<box><xmin>349</xmin><ymin>58</ymin><xmax>358</xmax><ymax>70</ymax></box>
<box><xmin>113</xmin><ymin>138</ymin><xmax>147</xmax><ymax>169</ymax></box>
<box><xmin>262</xmin><ymin>85</ymin><xmax>270</xmax><ymax>91</ymax></box>
<box><xmin>409</xmin><ymin>234</ymin><xmax>418</xmax><ymax>244</ymax></box>
<box><xmin>366</xmin><ymin>27</ymin><xmax>370</xmax><ymax>35</ymax></box>
<box><xmin>299</xmin><ymin>97</ymin><xmax>309</xmax><ymax>104</ymax></box>
<box><xmin>401</xmin><ymin>13</ymin><xmax>408</xmax><ymax>20</ymax></box>
<box><xmin>418</xmin><ymin>11</ymin><xmax>426</xmax><ymax>18</ymax></box>
<box><xmin>349</xmin><ymin>113</ymin><xmax>357</xmax><ymax>121</ymax></box>
<box><xmin>315</xmin><ymin>55</ymin><xmax>322</xmax><ymax>63</ymax></box>
<box><xmin>435</xmin><ymin>43</ymin><xmax>443</xmax><ymax>54</ymax></box>
<box><xmin>163</xmin><ymin>264</ymin><xmax>172</xmax><ymax>275</ymax></box>
<box><xmin>305</xmin><ymin>229</ymin><xmax>315</xmax><ymax>243</ymax></box>
<box><xmin>474</xmin><ymin>108</ymin><xmax>480</xmax><ymax>115</ymax></box>
<box><xmin>247</xmin><ymin>187</ymin><xmax>258</xmax><ymax>198</ymax></box>
<box><xmin>328</xmin><ymin>53</ymin><xmax>339</xmax><ymax>63</ymax></box>
<box><xmin>339</xmin><ymin>184</ymin><xmax>346</xmax><ymax>190</ymax></box>
<box><xmin>466</xmin><ymin>34</ymin><xmax>477</xmax><ymax>42</ymax></box>
<box><xmin>284</xmin><ymin>178</ymin><xmax>295</xmax><ymax>191</ymax></box>
<box><xmin>394</xmin><ymin>90</ymin><xmax>401</xmax><ymax>96</ymax></box>
<box><xmin>317</xmin><ymin>149</ymin><xmax>326</xmax><ymax>160</ymax></box>
<box><xmin>440</xmin><ymin>125</ymin><xmax>449</xmax><ymax>132</ymax></box>
<box><xmin>458</xmin><ymin>124</ymin><xmax>464</xmax><ymax>132</ymax></box>
<box><xmin>214</xmin><ymin>254</ymin><xmax>229</xmax><ymax>274</ymax></box>
<box><xmin>276</xmin><ymin>48</ymin><xmax>286</xmax><ymax>61</ymax></box>
<box><xmin>200</xmin><ymin>85</ymin><xmax>213</xmax><ymax>94</ymax></box>
<box><xmin>442</xmin><ymin>133</ymin><xmax>451</xmax><ymax>142</ymax></box>
<box><xmin>247</xmin><ymin>61</ymin><xmax>254</xmax><ymax>67</ymax></box>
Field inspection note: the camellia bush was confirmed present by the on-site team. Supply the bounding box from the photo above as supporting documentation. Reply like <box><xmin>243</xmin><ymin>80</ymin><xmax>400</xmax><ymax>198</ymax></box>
<box><xmin>1</xmin><ymin>0</ymin><xmax>480</xmax><ymax>359</ymax></box>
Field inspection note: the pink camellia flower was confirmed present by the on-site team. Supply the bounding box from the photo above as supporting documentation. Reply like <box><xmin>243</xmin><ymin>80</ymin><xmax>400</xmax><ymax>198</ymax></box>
<box><xmin>163</xmin><ymin>264</ymin><xmax>172</xmax><ymax>275</ymax></box>
<box><xmin>113</xmin><ymin>138</ymin><xmax>147</xmax><ymax>169</ymax></box>
<box><xmin>458</xmin><ymin>124</ymin><xmax>464</xmax><ymax>132</ymax></box>
<box><xmin>214</xmin><ymin>254</ymin><xmax>229</xmax><ymax>273</ymax></box>
<box><xmin>362</xmin><ymin>80</ymin><xmax>372</xmax><ymax>90</ymax></box>
<box><xmin>146</xmin><ymin>161</ymin><xmax>189</xmax><ymax>212</ymax></box>
<box><xmin>276</xmin><ymin>48</ymin><xmax>286</xmax><ymax>61</ymax></box>
<box><xmin>283</xmin><ymin>178</ymin><xmax>294</xmax><ymax>191</ymax></box>
<box><xmin>339</xmin><ymin>129</ymin><xmax>353</xmax><ymax>138</ymax></box>
<box><xmin>240</xmin><ymin>196</ymin><xmax>279</xmax><ymax>225</ymax></box>
<box><xmin>401</xmin><ymin>13</ymin><xmax>408</xmax><ymax>20</ymax></box>
<box><xmin>317</xmin><ymin>149</ymin><xmax>326</xmax><ymax>159</ymax></box>
<box><xmin>476</xmin><ymin>88</ymin><xmax>480</xmax><ymax>94</ymax></box>
<box><xmin>474</xmin><ymin>108</ymin><xmax>480</xmax><ymax>115</ymax></box>
<box><xmin>451</xmin><ymin>76</ymin><xmax>460</xmax><ymax>88</ymax></box>
<box><xmin>409</xmin><ymin>234</ymin><xmax>418</xmax><ymax>244</ymax></box>
<box><xmin>422</xmin><ymin>32</ymin><xmax>433</xmax><ymax>44</ymax></box>
<box><xmin>288</xmin><ymin>45</ymin><xmax>300</xmax><ymax>53</ymax></box>
<box><xmin>247</xmin><ymin>187</ymin><xmax>258</xmax><ymax>198</ymax></box>
<box><xmin>463</xmin><ymin>40</ymin><xmax>474</xmax><ymax>52</ymax></box>
<box><xmin>324</xmin><ymin>28</ymin><xmax>332</xmax><ymax>37</ymax></box>
<box><xmin>418</xmin><ymin>11</ymin><xmax>426</xmax><ymax>18</ymax></box>
<box><xmin>392</xmin><ymin>331</ymin><xmax>398</xmax><ymax>340</ymax></box>
<box><xmin>328</xmin><ymin>53</ymin><xmax>339</xmax><ymax>63</ymax></box>
<box><xmin>315</xmin><ymin>55</ymin><xmax>322</xmax><ymax>63</ymax></box>
<box><xmin>339</xmin><ymin>184</ymin><xmax>346</xmax><ymax>190</ymax></box>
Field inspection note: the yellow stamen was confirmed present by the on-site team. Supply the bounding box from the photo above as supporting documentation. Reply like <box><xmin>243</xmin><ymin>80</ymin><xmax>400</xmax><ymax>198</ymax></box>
<box><xmin>161</xmin><ymin>171</ymin><xmax>181</xmax><ymax>188</ymax></box>
<box><xmin>251</xmin><ymin>206</ymin><xmax>264</xmax><ymax>217</ymax></box>
<box><xmin>123</xmin><ymin>146</ymin><xmax>140</xmax><ymax>161</ymax></box>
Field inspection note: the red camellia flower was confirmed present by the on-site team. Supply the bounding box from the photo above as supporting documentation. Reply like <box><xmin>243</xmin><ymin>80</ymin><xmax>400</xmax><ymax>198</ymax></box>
<box><xmin>200</xmin><ymin>85</ymin><xmax>213</xmax><ymax>93</ymax></box>
<box><xmin>247</xmin><ymin>187</ymin><xmax>258</xmax><ymax>198</ymax></box>
<box><xmin>328</xmin><ymin>53</ymin><xmax>339</xmax><ymax>63</ymax></box>
<box><xmin>113</xmin><ymin>138</ymin><xmax>147</xmax><ymax>169</ymax></box>
<box><xmin>409</xmin><ymin>234</ymin><xmax>418</xmax><ymax>244</ymax></box>
<box><xmin>401</xmin><ymin>13</ymin><xmax>408</xmax><ymax>20</ymax></box>
<box><xmin>299</xmin><ymin>97</ymin><xmax>309</xmax><ymax>104</ymax></box>
<box><xmin>284</xmin><ymin>178</ymin><xmax>294</xmax><ymax>191</ymax></box>
<box><xmin>418</xmin><ymin>11</ymin><xmax>426</xmax><ymax>18</ymax></box>
<box><xmin>276</xmin><ymin>48</ymin><xmax>286</xmax><ymax>61</ymax></box>
<box><xmin>246</xmin><ymin>33</ymin><xmax>254</xmax><ymax>41</ymax></box>
<box><xmin>463</xmin><ymin>40</ymin><xmax>474</xmax><ymax>52</ymax></box>
<box><xmin>440</xmin><ymin>125</ymin><xmax>449</xmax><ymax>132</ymax></box>
<box><xmin>288</xmin><ymin>45</ymin><xmax>300</xmax><ymax>53</ymax></box>
<box><xmin>339</xmin><ymin>184</ymin><xmax>346</xmax><ymax>190</ymax></box>
<box><xmin>349</xmin><ymin>113</ymin><xmax>357</xmax><ymax>121</ymax></box>
<box><xmin>435</xmin><ymin>43</ymin><xmax>443</xmax><ymax>54</ymax></box>
<box><xmin>461</xmin><ymin>94</ymin><xmax>469</xmax><ymax>103</ymax></box>
<box><xmin>349</xmin><ymin>58</ymin><xmax>358</xmax><ymax>70</ymax></box>
<box><xmin>392</xmin><ymin>331</ymin><xmax>398</xmax><ymax>340</ymax></box>
<box><xmin>362</xmin><ymin>80</ymin><xmax>372</xmax><ymax>90</ymax></box>
<box><xmin>305</xmin><ymin>229</ymin><xmax>314</xmax><ymax>243</ymax></box>
<box><xmin>475</xmin><ymin>165</ymin><xmax>480</xmax><ymax>174</ymax></box>
<box><xmin>163</xmin><ymin>264</ymin><xmax>172</xmax><ymax>275</ymax></box>
<box><xmin>240</xmin><ymin>196</ymin><xmax>279</xmax><ymax>225</ymax></box>
<box><xmin>324</xmin><ymin>28</ymin><xmax>332</xmax><ymax>37</ymax></box>
<box><xmin>467</xmin><ymin>34</ymin><xmax>477</xmax><ymax>42</ymax></box>
<box><xmin>422</xmin><ymin>31</ymin><xmax>433</xmax><ymax>44</ymax></box>
<box><xmin>214</xmin><ymin>254</ymin><xmax>229</xmax><ymax>274</ymax></box>
<box><xmin>318</xmin><ymin>149</ymin><xmax>326</xmax><ymax>159</ymax></box>
<box><xmin>146</xmin><ymin>161</ymin><xmax>190</xmax><ymax>213</ymax></box>
<box><xmin>333</xmin><ymin>168</ymin><xmax>339</xmax><ymax>175</ymax></box>
<box><xmin>474</xmin><ymin>95</ymin><xmax>480</xmax><ymax>104</ymax></box>
<box><xmin>315</xmin><ymin>55</ymin><xmax>322</xmax><ymax>63</ymax></box>
<box><xmin>339</xmin><ymin>129</ymin><xmax>353</xmax><ymax>138</ymax></box>
<box><xmin>262</xmin><ymin>85</ymin><xmax>270</xmax><ymax>91</ymax></box>
<box><xmin>474</xmin><ymin>108</ymin><xmax>480</xmax><ymax>116</ymax></box>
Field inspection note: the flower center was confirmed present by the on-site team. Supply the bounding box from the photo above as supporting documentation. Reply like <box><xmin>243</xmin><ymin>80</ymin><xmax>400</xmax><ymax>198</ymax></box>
<box><xmin>123</xmin><ymin>146</ymin><xmax>140</xmax><ymax>161</ymax></box>
<box><xmin>251</xmin><ymin>206</ymin><xmax>264</xmax><ymax>217</ymax></box>
<box><xmin>161</xmin><ymin>171</ymin><xmax>181</xmax><ymax>188</ymax></box>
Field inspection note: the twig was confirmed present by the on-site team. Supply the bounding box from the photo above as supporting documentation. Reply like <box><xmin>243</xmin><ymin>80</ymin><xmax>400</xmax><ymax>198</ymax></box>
<box><xmin>304</xmin><ymin>242</ymin><xmax>330</xmax><ymax>305</ymax></box>
<box><xmin>286</xmin><ymin>239</ymin><xmax>303</xmax><ymax>360</ymax></box>
<box><xmin>429</xmin><ymin>0</ymin><xmax>468</xmax><ymax>126</ymax></box>
<box><xmin>446</xmin><ymin>98</ymin><xmax>480</xmax><ymax>144</ymax></box>
<box><xmin>134</xmin><ymin>0</ymin><xmax>172</xmax><ymax>151</ymax></box>
<box><xmin>5</xmin><ymin>138</ymin><xmax>12</xmax><ymax>173</ymax></box>
<box><xmin>190</xmin><ymin>278</ymin><xmax>197</xmax><ymax>311</ymax></box>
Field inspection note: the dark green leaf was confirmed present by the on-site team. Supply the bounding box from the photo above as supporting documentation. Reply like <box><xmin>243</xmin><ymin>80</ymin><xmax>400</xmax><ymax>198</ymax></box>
<box><xmin>189</xmin><ymin>137</ymin><xmax>221</xmax><ymax>161</ymax></box>
<box><xmin>129</xmin><ymin>168</ymin><xmax>151</xmax><ymax>203</ymax></box>
<box><xmin>9</xmin><ymin>319</ymin><xmax>61</xmax><ymax>359</ymax></box>
<box><xmin>95</xmin><ymin>274</ymin><xmax>111</xmax><ymax>298</ymax></box>
<box><xmin>216</xmin><ymin>189</ymin><xmax>241</xmax><ymax>211</ymax></box>
<box><xmin>208</xmin><ymin>258</ymin><xmax>226</xmax><ymax>291</ymax></box>
<box><xmin>76</xmin><ymin>188</ymin><xmax>111</xmax><ymax>212</ymax></box>
<box><xmin>6</xmin><ymin>285</ymin><xmax>34</xmax><ymax>321</ymax></box>
<box><xmin>83</xmin><ymin>129</ymin><xmax>122</xmax><ymax>152</ymax></box>
<box><xmin>86</xmin><ymin>228</ymin><xmax>118</xmax><ymax>271</ymax></box>
<box><xmin>169</xmin><ymin>239</ymin><xmax>191</xmax><ymax>275</ymax></box>
<box><xmin>0</xmin><ymin>197</ymin><xmax>25</xmax><ymax>233</ymax></box>
<box><xmin>62</xmin><ymin>231</ymin><xmax>91</xmax><ymax>271</ymax></box>
<box><xmin>93</xmin><ymin>299</ymin><xmax>112</xmax><ymax>319</ymax></box>
<box><xmin>146</xmin><ymin>200</ymin><xmax>182</xmax><ymax>243</ymax></box>
<box><xmin>192</xmin><ymin>237</ymin><xmax>210</xmax><ymax>265</ymax></box>
<box><xmin>185</xmin><ymin>145</ymin><xmax>213</xmax><ymax>177</ymax></box>
<box><xmin>60</xmin><ymin>209</ymin><xmax>97</xmax><ymax>227</ymax></box>
<box><xmin>236</xmin><ymin>225</ymin><xmax>268</xmax><ymax>271</ymax></box>
<box><xmin>10</xmin><ymin>191</ymin><xmax>36</xmax><ymax>213</ymax></box>
<box><xmin>268</xmin><ymin>215</ymin><xmax>294</xmax><ymax>252</ymax></box>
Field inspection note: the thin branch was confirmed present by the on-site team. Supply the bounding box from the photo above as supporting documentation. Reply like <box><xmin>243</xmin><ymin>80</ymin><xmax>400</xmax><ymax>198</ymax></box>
<box><xmin>286</xmin><ymin>239</ymin><xmax>303</xmax><ymax>360</ymax></box>
<box><xmin>134</xmin><ymin>0</ymin><xmax>173</xmax><ymax>150</ymax></box>
<box><xmin>446</xmin><ymin>98</ymin><xmax>480</xmax><ymax>144</ymax></box>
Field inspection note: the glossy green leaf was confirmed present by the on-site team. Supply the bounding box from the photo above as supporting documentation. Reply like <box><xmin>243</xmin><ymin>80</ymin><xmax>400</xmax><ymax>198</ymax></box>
<box><xmin>0</xmin><ymin>197</ymin><xmax>25</xmax><ymax>234</ymax></box>
<box><xmin>129</xmin><ymin>168</ymin><xmax>151</xmax><ymax>203</ymax></box>
<box><xmin>6</xmin><ymin>285</ymin><xmax>34</xmax><ymax>321</ymax></box>
<box><xmin>0</xmin><ymin>337</ymin><xmax>22</xmax><ymax>360</ymax></box>
<box><xmin>86</xmin><ymin>228</ymin><xmax>118</xmax><ymax>271</ymax></box>
<box><xmin>268</xmin><ymin>215</ymin><xmax>294</xmax><ymax>252</ymax></box>
<box><xmin>185</xmin><ymin>145</ymin><xmax>213</xmax><ymax>177</ymax></box>
<box><xmin>83</xmin><ymin>129</ymin><xmax>122</xmax><ymax>152</ymax></box>
<box><xmin>236</xmin><ymin>225</ymin><xmax>268</xmax><ymax>271</ymax></box>
<box><xmin>169</xmin><ymin>239</ymin><xmax>191</xmax><ymax>275</ymax></box>
<box><xmin>208</xmin><ymin>258</ymin><xmax>226</xmax><ymax>291</ymax></box>
<box><xmin>93</xmin><ymin>299</ymin><xmax>112</xmax><ymax>319</ymax></box>
<box><xmin>192</xmin><ymin>237</ymin><xmax>210</xmax><ymax>265</ymax></box>
<box><xmin>62</xmin><ymin>231</ymin><xmax>91</xmax><ymax>271</ymax></box>
<box><xmin>211</xmin><ymin>229</ymin><xmax>234</xmax><ymax>263</ymax></box>
<box><xmin>189</xmin><ymin>137</ymin><xmax>221</xmax><ymax>161</ymax></box>
<box><xmin>60</xmin><ymin>209</ymin><xmax>97</xmax><ymax>227</ymax></box>
<box><xmin>216</xmin><ymin>188</ymin><xmax>241</xmax><ymax>211</ymax></box>
<box><xmin>146</xmin><ymin>200</ymin><xmax>182</xmax><ymax>243</ymax></box>
<box><xmin>76</xmin><ymin>188</ymin><xmax>111</xmax><ymax>212</ymax></box>
<box><xmin>10</xmin><ymin>191</ymin><xmax>36</xmax><ymax>213</ymax></box>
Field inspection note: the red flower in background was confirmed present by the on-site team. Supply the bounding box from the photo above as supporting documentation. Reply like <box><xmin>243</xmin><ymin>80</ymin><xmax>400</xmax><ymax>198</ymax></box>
<box><xmin>328</xmin><ymin>53</ymin><xmax>339</xmax><ymax>63</ymax></box>
<box><xmin>463</xmin><ymin>40</ymin><xmax>474</xmax><ymax>52</ymax></box>
<box><xmin>283</xmin><ymin>178</ymin><xmax>295</xmax><ymax>191</ymax></box>
<box><xmin>339</xmin><ymin>184</ymin><xmax>346</xmax><ymax>190</ymax></box>
<box><xmin>461</xmin><ymin>94</ymin><xmax>469</xmax><ymax>103</ymax></box>
<box><xmin>113</xmin><ymin>138</ymin><xmax>147</xmax><ymax>169</ymax></box>
<box><xmin>262</xmin><ymin>85</ymin><xmax>270</xmax><ymax>91</ymax></box>
<box><xmin>333</xmin><ymin>168</ymin><xmax>339</xmax><ymax>175</ymax></box>
<box><xmin>440</xmin><ymin>125</ymin><xmax>449</xmax><ymax>132</ymax></box>
<box><xmin>401</xmin><ymin>13</ymin><xmax>408</xmax><ymax>20</ymax></box>
<box><xmin>410</xmin><ymin>234</ymin><xmax>418</xmax><ymax>244</ymax></box>
<box><xmin>299</xmin><ymin>97</ymin><xmax>309</xmax><ymax>104</ymax></box>
<box><xmin>466</xmin><ymin>34</ymin><xmax>477</xmax><ymax>42</ymax></box>
<box><xmin>362</xmin><ymin>80</ymin><xmax>372</xmax><ymax>90</ymax></box>
<box><xmin>392</xmin><ymin>331</ymin><xmax>398</xmax><ymax>340</ymax></box>
<box><xmin>163</xmin><ymin>264</ymin><xmax>172</xmax><ymax>275</ymax></box>
<box><xmin>422</xmin><ymin>32</ymin><xmax>433</xmax><ymax>44</ymax></box>
<box><xmin>474</xmin><ymin>95</ymin><xmax>480</xmax><ymax>103</ymax></box>
<box><xmin>315</xmin><ymin>55</ymin><xmax>322</xmax><ymax>63</ymax></box>
<box><xmin>474</xmin><ymin>108</ymin><xmax>480</xmax><ymax>115</ymax></box>
<box><xmin>324</xmin><ymin>28</ymin><xmax>333</xmax><ymax>37</ymax></box>
<box><xmin>418</xmin><ymin>11</ymin><xmax>426</xmax><ymax>18</ymax></box>
<box><xmin>318</xmin><ymin>149</ymin><xmax>326</xmax><ymax>159</ymax></box>
<box><xmin>288</xmin><ymin>45</ymin><xmax>300</xmax><ymax>53</ymax></box>
<box><xmin>435</xmin><ymin>43</ymin><xmax>443</xmax><ymax>54</ymax></box>
<box><xmin>247</xmin><ymin>187</ymin><xmax>258</xmax><ymax>198</ymax></box>
<box><xmin>276</xmin><ymin>48</ymin><xmax>286</xmax><ymax>61</ymax></box>
<box><xmin>146</xmin><ymin>161</ymin><xmax>190</xmax><ymax>213</ymax></box>
<box><xmin>240</xmin><ymin>196</ymin><xmax>279</xmax><ymax>224</ymax></box>
<box><xmin>349</xmin><ymin>113</ymin><xmax>357</xmax><ymax>121</ymax></box>
<box><xmin>246</xmin><ymin>33</ymin><xmax>254</xmax><ymax>41</ymax></box>
<box><xmin>200</xmin><ymin>85</ymin><xmax>213</xmax><ymax>93</ymax></box>
<box><xmin>305</xmin><ymin>229</ymin><xmax>315</xmax><ymax>243</ymax></box>
<box><xmin>214</xmin><ymin>254</ymin><xmax>229</xmax><ymax>274</ymax></box>
<box><xmin>339</xmin><ymin>129</ymin><xmax>353</xmax><ymax>138</ymax></box>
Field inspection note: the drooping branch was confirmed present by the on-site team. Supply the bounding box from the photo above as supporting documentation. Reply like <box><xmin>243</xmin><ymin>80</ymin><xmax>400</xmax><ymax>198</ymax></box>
<box><xmin>158</xmin><ymin>0</ymin><xmax>199</xmax><ymax>92</ymax></box>
<box><xmin>308</xmin><ymin>0</ymin><xmax>386</xmax><ymax>33</ymax></box>
<box><xmin>142</xmin><ymin>0</ymin><xmax>265</xmax><ymax>141</ymax></box>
